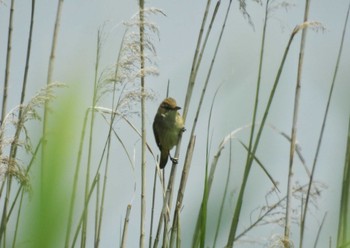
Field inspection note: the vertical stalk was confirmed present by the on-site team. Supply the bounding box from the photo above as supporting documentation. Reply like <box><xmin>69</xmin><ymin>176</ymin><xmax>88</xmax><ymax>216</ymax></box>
<box><xmin>64</xmin><ymin>110</ymin><xmax>89</xmax><ymax>248</ymax></box>
<box><xmin>245</xmin><ymin>0</ymin><xmax>269</xmax><ymax>193</ymax></box>
<box><xmin>0</xmin><ymin>0</ymin><xmax>15</xmax><ymax>132</ymax></box>
<box><xmin>286</xmin><ymin>0</ymin><xmax>310</xmax><ymax>245</ymax></box>
<box><xmin>301</xmin><ymin>2</ymin><xmax>350</xmax><ymax>247</ymax></box>
<box><xmin>337</xmin><ymin>118</ymin><xmax>350</xmax><ymax>247</ymax></box>
<box><xmin>42</xmin><ymin>0</ymin><xmax>64</xmax><ymax>201</ymax></box>
<box><xmin>0</xmin><ymin>0</ymin><xmax>16</xmax><ymax>243</ymax></box>
<box><xmin>81</xmin><ymin>29</ymin><xmax>101</xmax><ymax>248</ymax></box>
<box><xmin>138</xmin><ymin>1</ymin><xmax>146</xmax><ymax>247</ymax></box>
<box><xmin>121</xmin><ymin>205</ymin><xmax>132</xmax><ymax>248</ymax></box>
<box><xmin>149</xmin><ymin>166</ymin><xmax>158</xmax><ymax>247</ymax></box>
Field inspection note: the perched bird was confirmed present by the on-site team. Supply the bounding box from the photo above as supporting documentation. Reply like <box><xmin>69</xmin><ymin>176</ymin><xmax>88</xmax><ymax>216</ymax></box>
<box><xmin>153</xmin><ymin>97</ymin><xmax>185</xmax><ymax>169</ymax></box>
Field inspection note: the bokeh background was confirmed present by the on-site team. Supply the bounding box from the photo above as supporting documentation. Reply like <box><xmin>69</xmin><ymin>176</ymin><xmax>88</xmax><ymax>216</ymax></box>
<box><xmin>1</xmin><ymin>0</ymin><xmax>349</xmax><ymax>247</ymax></box>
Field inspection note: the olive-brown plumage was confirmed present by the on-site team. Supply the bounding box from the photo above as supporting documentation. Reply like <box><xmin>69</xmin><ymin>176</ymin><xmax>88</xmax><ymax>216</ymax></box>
<box><xmin>153</xmin><ymin>98</ymin><xmax>185</xmax><ymax>169</ymax></box>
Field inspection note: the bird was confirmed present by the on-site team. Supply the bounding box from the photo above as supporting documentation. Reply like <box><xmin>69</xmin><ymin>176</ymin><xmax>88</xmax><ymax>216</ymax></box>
<box><xmin>153</xmin><ymin>97</ymin><xmax>185</xmax><ymax>169</ymax></box>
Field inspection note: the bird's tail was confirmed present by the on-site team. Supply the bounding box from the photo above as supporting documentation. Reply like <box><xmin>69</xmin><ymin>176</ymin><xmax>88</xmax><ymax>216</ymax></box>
<box><xmin>159</xmin><ymin>149</ymin><xmax>169</xmax><ymax>169</ymax></box>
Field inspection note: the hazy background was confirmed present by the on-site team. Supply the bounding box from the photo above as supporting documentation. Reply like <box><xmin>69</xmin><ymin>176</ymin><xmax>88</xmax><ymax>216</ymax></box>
<box><xmin>1</xmin><ymin>0</ymin><xmax>349</xmax><ymax>247</ymax></box>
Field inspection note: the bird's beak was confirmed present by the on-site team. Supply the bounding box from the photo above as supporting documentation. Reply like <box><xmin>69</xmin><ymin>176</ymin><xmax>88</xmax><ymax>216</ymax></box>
<box><xmin>175</xmin><ymin>106</ymin><xmax>181</xmax><ymax>110</ymax></box>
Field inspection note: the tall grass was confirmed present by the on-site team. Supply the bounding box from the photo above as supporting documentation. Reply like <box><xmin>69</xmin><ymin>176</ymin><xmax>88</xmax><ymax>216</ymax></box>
<box><xmin>0</xmin><ymin>0</ymin><xmax>349</xmax><ymax>248</ymax></box>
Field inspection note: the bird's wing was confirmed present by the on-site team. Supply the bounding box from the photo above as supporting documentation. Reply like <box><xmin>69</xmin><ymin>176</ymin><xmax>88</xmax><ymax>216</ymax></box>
<box><xmin>153</xmin><ymin>114</ymin><xmax>162</xmax><ymax>149</ymax></box>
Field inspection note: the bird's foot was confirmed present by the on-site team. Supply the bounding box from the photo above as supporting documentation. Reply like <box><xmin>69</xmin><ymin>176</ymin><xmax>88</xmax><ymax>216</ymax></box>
<box><xmin>181</xmin><ymin>127</ymin><xmax>186</xmax><ymax>132</ymax></box>
<box><xmin>170</xmin><ymin>156</ymin><xmax>178</xmax><ymax>164</ymax></box>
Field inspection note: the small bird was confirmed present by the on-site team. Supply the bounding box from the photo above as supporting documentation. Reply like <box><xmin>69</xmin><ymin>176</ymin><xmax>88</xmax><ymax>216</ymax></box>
<box><xmin>153</xmin><ymin>97</ymin><xmax>185</xmax><ymax>169</ymax></box>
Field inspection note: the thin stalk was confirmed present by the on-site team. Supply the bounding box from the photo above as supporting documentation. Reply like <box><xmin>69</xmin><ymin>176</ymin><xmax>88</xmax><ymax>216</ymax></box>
<box><xmin>313</xmin><ymin>212</ymin><xmax>327</xmax><ymax>248</ymax></box>
<box><xmin>42</xmin><ymin>0</ymin><xmax>64</xmax><ymax>198</ymax></box>
<box><xmin>120</xmin><ymin>205</ymin><xmax>132</xmax><ymax>248</ymax></box>
<box><xmin>169</xmin><ymin>135</ymin><xmax>196</xmax><ymax>248</ymax></box>
<box><xmin>182</xmin><ymin>0</ymin><xmax>212</xmax><ymax>121</ymax></box>
<box><xmin>0</xmin><ymin>0</ymin><xmax>15</xmax><ymax>134</ymax></box>
<box><xmin>81</xmin><ymin>29</ymin><xmax>101</xmax><ymax>248</ymax></box>
<box><xmin>245</xmin><ymin>0</ymin><xmax>269</xmax><ymax>203</ymax></box>
<box><xmin>149</xmin><ymin>166</ymin><xmax>158</xmax><ymax>248</ymax></box>
<box><xmin>153</xmin><ymin>192</ymin><xmax>167</xmax><ymax>248</ymax></box>
<box><xmin>213</xmin><ymin>139</ymin><xmax>232</xmax><ymax>247</ymax></box>
<box><xmin>71</xmin><ymin>175</ymin><xmax>99</xmax><ymax>248</ymax></box>
<box><xmin>11</xmin><ymin>190</ymin><xmax>24</xmax><ymax>248</ymax></box>
<box><xmin>138</xmin><ymin>1</ymin><xmax>146</xmax><ymax>247</ymax></box>
<box><xmin>95</xmin><ymin>29</ymin><xmax>127</xmax><ymax>248</ymax></box>
<box><xmin>176</xmin><ymin>211</ymin><xmax>181</xmax><ymax>248</ymax></box>
<box><xmin>239</xmin><ymin>141</ymin><xmax>279</xmax><ymax>190</ymax></box>
<box><xmin>286</xmin><ymin>0</ymin><xmax>310</xmax><ymax>245</ymax></box>
<box><xmin>234</xmin><ymin>196</ymin><xmax>285</xmax><ymax>241</ymax></box>
<box><xmin>226</xmin><ymin>25</ymin><xmax>301</xmax><ymax>247</ymax></box>
<box><xmin>65</xmin><ymin>110</ymin><xmax>89</xmax><ymax>248</ymax></box>
<box><xmin>9</xmin><ymin>0</ymin><xmax>36</xmax><ymax>163</ymax></box>
<box><xmin>94</xmin><ymin>172</ymin><xmax>100</xmax><ymax>247</ymax></box>
<box><xmin>301</xmin><ymin>2</ymin><xmax>350</xmax><ymax>247</ymax></box>
<box><xmin>0</xmin><ymin>0</ymin><xmax>16</xmax><ymax>243</ymax></box>
<box><xmin>19</xmin><ymin>0</ymin><xmax>35</xmax><ymax>108</ymax></box>
<box><xmin>200</xmin><ymin>84</ymin><xmax>222</xmax><ymax>248</ymax></box>
<box><xmin>337</xmin><ymin>118</ymin><xmax>350</xmax><ymax>248</ymax></box>
<box><xmin>162</xmin><ymin>213</ymin><xmax>168</xmax><ymax>248</ymax></box>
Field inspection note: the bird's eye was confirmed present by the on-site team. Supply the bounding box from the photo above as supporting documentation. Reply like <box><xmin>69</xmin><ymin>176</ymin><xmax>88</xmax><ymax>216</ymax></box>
<box><xmin>162</xmin><ymin>104</ymin><xmax>172</xmax><ymax>110</ymax></box>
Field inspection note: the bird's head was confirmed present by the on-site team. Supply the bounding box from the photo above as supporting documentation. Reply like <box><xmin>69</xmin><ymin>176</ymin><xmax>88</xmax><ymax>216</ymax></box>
<box><xmin>158</xmin><ymin>97</ymin><xmax>181</xmax><ymax>115</ymax></box>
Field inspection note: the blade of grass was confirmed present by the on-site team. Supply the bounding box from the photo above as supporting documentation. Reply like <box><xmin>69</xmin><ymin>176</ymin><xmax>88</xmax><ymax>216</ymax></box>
<box><xmin>199</xmin><ymin>84</ymin><xmax>222</xmax><ymax>248</ymax></box>
<box><xmin>313</xmin><ymin>212</ymin><xmax>327</xmax><ymax>248</ymax></box>
<box><xmin>213</xmin><ymin>138</ymin><xmax>233</xmax><ymax>247</ymax></box>
<box><xmin>238</xmin><ymin>141</ymin><xmax>279</xmax><ymax>191</ymax></box>
<box><xmin>245</xmin><ymin>0</ymin><xmax>270</xmax><ymax>191</ymax></box>
<box><xmin>269</xmin><ymin>124</ymin><xmax>310</xmax><ymax>177</ymax></box>
<box><xmin>337</xmin><ymin>117</ymin><xmax>350</xmax><ymax>247</ymax></box>
<box><xmin>192</xmin><ymin>124</ymin><xmax>252</xmax><ymax>247</ymax></box>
